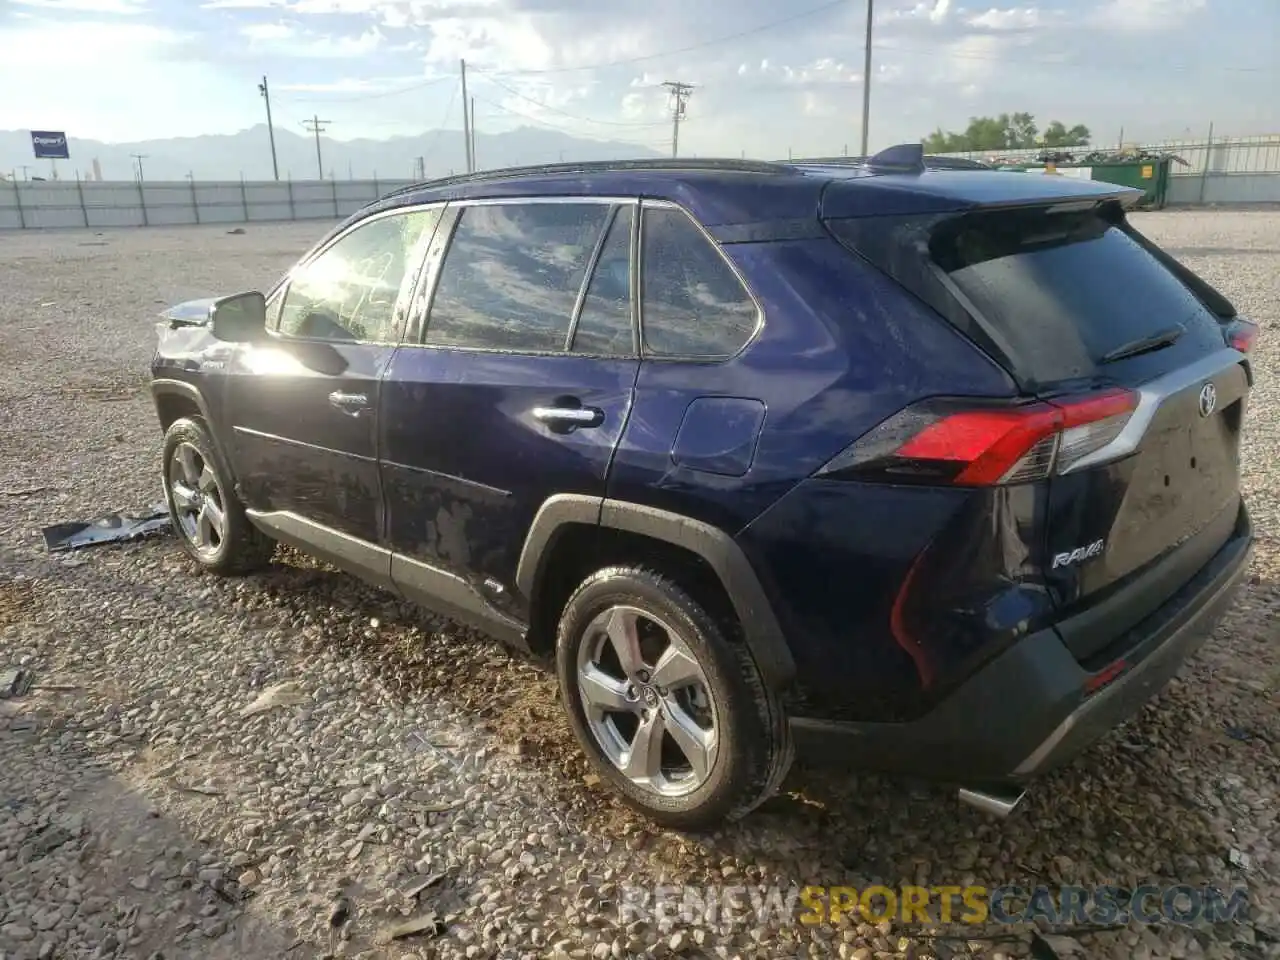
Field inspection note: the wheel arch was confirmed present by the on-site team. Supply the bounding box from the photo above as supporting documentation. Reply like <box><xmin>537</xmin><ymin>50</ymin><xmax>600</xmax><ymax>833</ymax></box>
<box><xmin>152</xmin><ymin>378</ymin><xmax>238</xmax><ymax>487</ymax></box>
<box><xmin>517</xmin><ymin>495</ymin><xmax>796</xmax><ymax>691</ymax></box>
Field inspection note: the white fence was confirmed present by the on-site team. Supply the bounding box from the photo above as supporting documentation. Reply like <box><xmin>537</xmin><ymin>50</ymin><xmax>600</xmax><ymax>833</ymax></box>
<box><xmin>0</xmin><ymin>178</ymin><xmax>416</xmax><ymax>230</ymax></box>
<box><xmin>4</xmin><ymin>141</ymin><xmax>1280</xmax><ymax>231</ymax></box>
<box><xmin>932</xmin><ymin>134</ymin><xmax>1280</xmax><ymax>206</ymax></box>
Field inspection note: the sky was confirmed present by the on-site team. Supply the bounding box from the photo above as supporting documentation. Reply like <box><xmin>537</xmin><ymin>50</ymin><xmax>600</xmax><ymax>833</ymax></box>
<box><xmin>0</xmin><ymin>0</ymin><xmax>1275</xmax><ymax>158</ymax></box>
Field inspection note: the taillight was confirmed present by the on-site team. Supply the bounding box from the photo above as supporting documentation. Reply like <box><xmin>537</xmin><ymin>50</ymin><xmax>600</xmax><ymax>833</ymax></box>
<box><xmin>1226</xmin><ymin>318</ymin><xmax>1259</xmax><ymax>353</ymax></box>
<box><xmin>818</xmin><ymin>388</ymin><xmax>1139</xmax><ymax>486</ymax></box>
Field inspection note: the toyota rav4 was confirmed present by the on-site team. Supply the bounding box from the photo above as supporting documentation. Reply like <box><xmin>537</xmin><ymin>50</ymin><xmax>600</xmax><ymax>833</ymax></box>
<box><xmin>150</xmin><ymin>147</ymin><xmax>1258</xmax><ymax>829</ymax></box>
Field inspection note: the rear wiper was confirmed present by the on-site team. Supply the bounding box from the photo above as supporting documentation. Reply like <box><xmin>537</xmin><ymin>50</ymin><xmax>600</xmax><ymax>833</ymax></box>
<box><xmin>1100</xmin><ymin>323</ymin><xmax>1185</xmax><ymax>364</ymax></box>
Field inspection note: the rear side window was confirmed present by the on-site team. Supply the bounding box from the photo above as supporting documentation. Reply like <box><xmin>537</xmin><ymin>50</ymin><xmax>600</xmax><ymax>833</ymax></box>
<box><xmin>571</xmin><ymin>205</ymin><xmax>634</xmax><ymax>356</ymax></box>
<box><xmin>830</xmin><ymin>207</ymin><xmax>1220</xmax><ymax>385</ymax></box>
<box><xmin>427</xmin><ymin>201</ymin><xmax>610</xmax><ymax>352</ymax></box>
<box><xmin>640</xmin><ymin>206</ymin><xmax>758</xmax><ymax>359</ymax></box>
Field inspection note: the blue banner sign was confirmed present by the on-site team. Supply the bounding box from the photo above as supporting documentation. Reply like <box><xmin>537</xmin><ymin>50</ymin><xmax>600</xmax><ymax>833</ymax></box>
<box><xmin>31</xmin><ymin>131</ymin><xmax>70</xmax><ymax>160</ymax></box>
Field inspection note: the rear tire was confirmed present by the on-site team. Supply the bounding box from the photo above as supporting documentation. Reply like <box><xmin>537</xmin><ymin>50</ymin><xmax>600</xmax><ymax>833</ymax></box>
<box><xmin>162</xmin><ymin>417</ymin><xmax>275</xmax><ymax>576</ymax></box>
<box><xmin>555</xmin><ymin>566</ymin><xmax>792</xmax><ymax>830</ymax></box>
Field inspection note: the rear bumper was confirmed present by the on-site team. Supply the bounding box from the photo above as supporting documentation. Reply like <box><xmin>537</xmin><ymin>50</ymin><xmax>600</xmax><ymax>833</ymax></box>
<box><xmin>790</xmin><ymin>504</ymin><xmax>1253</xmax><ymax>782</ymax></box>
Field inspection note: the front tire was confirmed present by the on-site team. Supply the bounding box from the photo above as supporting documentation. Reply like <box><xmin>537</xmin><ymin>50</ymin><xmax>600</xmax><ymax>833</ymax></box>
<box><xmin>162</xmin><ymin>417</ymin><xmax>275</xmax><ymax>575</ymax></box>
<box><xmin>555</xmin><ymin>566</ymin><xmax>792</xmax><ymax>830</ymax></box>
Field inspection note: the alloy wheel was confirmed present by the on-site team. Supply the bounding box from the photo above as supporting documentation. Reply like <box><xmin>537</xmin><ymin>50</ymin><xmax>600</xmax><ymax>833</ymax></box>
<box><xmin>576</xmin><ymin>605</ymin><xmax>719</xmax><ymax>797</ymax></box>
<box><xmin>168</xmin><ymin>442</ymin><xmax>227</xmax><ymax>561</ymax></box>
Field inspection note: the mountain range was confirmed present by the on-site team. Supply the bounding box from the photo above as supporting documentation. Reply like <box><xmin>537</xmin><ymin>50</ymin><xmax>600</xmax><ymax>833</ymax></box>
<box><xmin>0</xmin><ymin>124</ymin><xmax>664</xmax><ymax>183</ymax></box>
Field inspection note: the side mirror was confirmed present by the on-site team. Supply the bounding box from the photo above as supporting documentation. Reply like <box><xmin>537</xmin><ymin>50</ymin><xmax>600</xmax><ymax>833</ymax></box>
<box><xmin>210</xmin><ymin>291</ymin><xmax>267</xmax><ymax>343</ymax></box>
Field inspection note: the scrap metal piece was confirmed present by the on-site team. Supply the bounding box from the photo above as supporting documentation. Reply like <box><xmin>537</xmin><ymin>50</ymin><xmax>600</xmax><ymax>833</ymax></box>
<box><xmin>42</xmin><ymin>503</ymin><xmax>171</xmax><ymax>552</ymax></box>
<box><xmin>1</xmin><ymin>667</ymin><xmax>34</xmax><ymax>698</ymax></box>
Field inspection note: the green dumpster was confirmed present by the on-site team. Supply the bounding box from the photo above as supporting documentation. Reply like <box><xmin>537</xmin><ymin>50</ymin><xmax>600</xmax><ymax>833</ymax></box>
<box><xmin>1082</xmin><ymin>159</ymin><xmax>1172</xmax><ymax>210</ymax></box>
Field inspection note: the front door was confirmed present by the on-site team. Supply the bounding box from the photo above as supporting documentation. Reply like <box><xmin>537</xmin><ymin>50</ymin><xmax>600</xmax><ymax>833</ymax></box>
<box><xmin>224</xmin><ymin>206</ymin><xmax>441</xmax><ymax>564</ymax></box>
<box><xmin>380</xmin><ymin>198</ymin><xmax>640</xmax><ymax>626</ymax></box>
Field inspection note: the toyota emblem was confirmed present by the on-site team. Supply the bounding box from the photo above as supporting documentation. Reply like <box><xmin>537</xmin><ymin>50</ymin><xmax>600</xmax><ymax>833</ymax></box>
<box><xmin>1198</xmin><ymin>382</ymin><xmax>1217</xmax><ymax>418</ymax></box>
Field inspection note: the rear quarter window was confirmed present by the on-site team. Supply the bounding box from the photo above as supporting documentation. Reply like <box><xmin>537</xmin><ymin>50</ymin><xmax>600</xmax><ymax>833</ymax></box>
<box><xmin>640</xmin><ymin>205</ymin><xmax>759</xmax><ymax>359</ymax></box>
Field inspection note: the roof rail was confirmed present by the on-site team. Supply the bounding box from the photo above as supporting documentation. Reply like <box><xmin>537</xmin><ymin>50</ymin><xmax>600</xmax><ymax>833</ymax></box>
<box><xmin>793</xmin><ymin>150</ymin><xmax>992</xmax><ymax>172</ymax></box>
<box><xmin>379</xmin><ymin>156</ymin><xmax>790</xmax><ymax>200</ymax></box>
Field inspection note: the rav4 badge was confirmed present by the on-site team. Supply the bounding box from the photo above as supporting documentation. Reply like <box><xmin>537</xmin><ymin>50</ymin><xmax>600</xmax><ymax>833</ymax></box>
<box><xmin>1051</xmin><ymin>539</ymin><xmax>1106</xmax><ymax>570</ymax></box>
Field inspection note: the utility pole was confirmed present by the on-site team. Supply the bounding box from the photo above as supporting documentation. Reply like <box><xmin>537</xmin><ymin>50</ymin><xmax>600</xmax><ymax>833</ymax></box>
<box><xmin>662</xmin><ymin>81</ymin><xmax>694</xmax><ymax>158</ymax></box>
<box><xmin>860</xmin><ymin>0</ymin><xmax>874</xmax><ymax>156</ymax></box>
<box><xmin>460</xmin><ymin>59</ymin><xmax>473</xmax><ymax>173</ymax></box>
<box><xmin>302</xmin><ymin>116</ymin><xmax>330</xmax><ymax>180</ymax></box>
<box><xmin>18</xmin><ymin>165</ymin><xmax>30</xmax><ymax>181</ymax></box>
<box><xmin>470</xmin><ymin>96</ymin><xmax>477</xmax><ymax>171</ymax></box>
<box><xmin>258</xmin><ymin>76</ymin><xmax>280</xmax><ymax>181</ymax></box>
<box><xmin>131</xmin><ymin>153</ymin><xmax>148</xmax><ymax>182</ymax></box>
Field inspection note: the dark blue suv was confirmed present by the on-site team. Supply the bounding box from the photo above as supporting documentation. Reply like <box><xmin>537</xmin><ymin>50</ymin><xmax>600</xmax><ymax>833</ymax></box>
<box><xmin>150</xmin><ymin>147</ymin><xmax>1258</xmax><ymax>829</ymax></box>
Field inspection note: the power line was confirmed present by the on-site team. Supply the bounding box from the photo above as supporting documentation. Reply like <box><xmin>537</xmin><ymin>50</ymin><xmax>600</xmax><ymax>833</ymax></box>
<box><xmin>470</xmin><ymin>94</ymin><xmax>669</xmax><ymax>149</ymax></box>
<box><xmin>302</xmin><ymin>116</ymin><xmax>330</xmax><ymax>180</ymax></box>
<box><xmin>474</xmin><ymin>71</ymin><xmax>669</xmax><ymax>128</ymax></box>
<box><xmin>662</xmin><ymin>81</ymin><xmax>694</xmax><ymax>158</ymax></box>
<box><xmin>281</xmin><ymin>75</ymin><xmax>455</xmax><ymax>104</ymax></box>
<box><xmin>418</xmin><ymin>84</ymin><xmax>460</xmax><ymax>172</ymax></box>
<box><xmin>489</xmin><ymin>0</ymin><xmax>846</xmax><ymax>76</ymax></box>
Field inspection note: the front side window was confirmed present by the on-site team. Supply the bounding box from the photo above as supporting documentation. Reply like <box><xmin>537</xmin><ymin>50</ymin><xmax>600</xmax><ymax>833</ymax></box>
<box><xmin>640</xmin><ymin>205</ymin><xmax>758</xmax><ymax>359</ymax></box>
<box><xmin>277</xmin><ymin>208</ymin><xmax>440</xmax><ymax>343</ymax></box>
<box><xmin>426</xmin><ymin>201</ymin><xmax>612</xmax><ymax>352</ymax></box>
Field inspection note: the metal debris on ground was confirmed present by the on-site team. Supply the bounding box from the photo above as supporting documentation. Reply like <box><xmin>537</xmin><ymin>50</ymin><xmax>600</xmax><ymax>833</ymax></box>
<box><xmin>41</xmin><ymin>503</ymin><xmax>171</xmax><ymax>552</ymax></box>
<box><xmin>402</xmin><ymin>873</ymin><xmax>446</xmax><ymax>899</ymax></box>
<box><xmin>1227</xmin><ymin>848</ymin><xmax>1253</xmax><ymax>871</ymax></box>
<box><xmin>382</xmin><ymin>913</ymin><xmax>445</xmax><ymax>942</ymax></box>
<box><xmin>1</xmin><ymin>667</ymin><xmax>34</xmax><ymax>698</ymax></box>
<box><xmin>239</xmin><ymin>681</ymin><xmax>309</xmax><ymax>718</ymax></box>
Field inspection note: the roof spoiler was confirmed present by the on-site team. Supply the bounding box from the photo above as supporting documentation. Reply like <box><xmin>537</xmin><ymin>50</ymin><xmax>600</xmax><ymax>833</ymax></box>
<box><xmin>866</xmin><ymin>142</ymin><xmax>925</xmax><ymax>174</ymax></box>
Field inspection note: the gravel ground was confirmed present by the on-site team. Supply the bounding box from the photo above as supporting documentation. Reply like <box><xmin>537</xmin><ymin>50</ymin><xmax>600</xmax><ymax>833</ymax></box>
<box><xmin>0</xmin><ymin>212</ymin><xmax>1276</xmax><ymax>960</ymax></box>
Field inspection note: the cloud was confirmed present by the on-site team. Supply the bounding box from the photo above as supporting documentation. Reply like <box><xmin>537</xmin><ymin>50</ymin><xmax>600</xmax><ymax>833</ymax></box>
<box><xmin>240</xmin><ymin>20</ymin><xmax>293</xmax><ymax>39</ymax></box>
<box><xmin>0</xmin><ymin>19</ymin><xmax>181</xmax><ymax>63</ymax></box>
<box><xmin>1093</xmin><ymin>0</ymin><xmax>1207</xmax><ymax>31</ymax></box>
<box><xmin>883</xmin><ymin>0</ymin><xmax>953</xmax><ymax>24</ymax></box>
<box><xmin>965</xmin><ymin>6</ymin><xmax>1045</xmax><ymax>31</ymax></box>
<box><xmin>276</xmin><ymin>75</ymin><xmax>428</xmax><ymax>92</ymax></box>
<box><xmin>12</xmin><ymin>0</ymin><xmax>146</xmax><ymax>12</ymax></box>
<box><xmin>239</xmin><ymin>21</ymin><xmax>385</xmax><ymax>55</ymax></box>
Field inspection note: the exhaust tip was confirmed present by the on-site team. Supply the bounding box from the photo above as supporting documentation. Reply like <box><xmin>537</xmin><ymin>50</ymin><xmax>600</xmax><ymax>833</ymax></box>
<box><xmin>958</xmin><ymin>785</ymin><xmax>1026</xmax><ymax>818</ymax></box>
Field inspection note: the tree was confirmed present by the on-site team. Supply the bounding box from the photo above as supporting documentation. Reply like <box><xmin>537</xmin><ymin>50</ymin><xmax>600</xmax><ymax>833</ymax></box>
<box><xmin>1041</xmin><ymin>121</ymin><xmax>1092</xmax><ymax>148</ymax></box>
<box><xmin>922</xmin><ymin>113</ymin><xmax>1090</xmax><ymax>153</ymax></box>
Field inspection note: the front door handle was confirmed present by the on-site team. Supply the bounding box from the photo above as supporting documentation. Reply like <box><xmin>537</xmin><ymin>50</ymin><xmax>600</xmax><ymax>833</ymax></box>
<box><xmin>328</xmin><ymin>390</ymin><xmax>369</xmax><ymax>417</ymax></box>
<box><xmin>532</xmin><ymin>404</ymin><xmax>604</xmax><ymax>433</ymax></box>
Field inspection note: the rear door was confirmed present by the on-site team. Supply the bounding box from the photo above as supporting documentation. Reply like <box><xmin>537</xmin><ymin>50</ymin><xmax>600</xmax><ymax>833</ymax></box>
<box><xmin>827</xmin><ymin>200</ymin><xmax>1250</xmax><ymax>658</ymax></box>
<box><xmin>380</xmin><ymin>197</ymin><xmax>640</xmax><ymax>621</ymax></box>
<box><xmin>224</xmin><ymin>206</ymin><xmax>441</xmax><ymax>549</ymax></box>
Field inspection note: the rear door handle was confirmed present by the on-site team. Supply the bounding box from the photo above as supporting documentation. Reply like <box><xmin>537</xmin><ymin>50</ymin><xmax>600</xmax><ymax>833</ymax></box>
<box><xmin>532</xmin><ymin>405</ymin><xmax>605</xmax><ymax>432</ymax></box>
<box><xmin>328</xmin><ymin>390</ymin><xmax>369</xmax><ymax>417</ymax></box>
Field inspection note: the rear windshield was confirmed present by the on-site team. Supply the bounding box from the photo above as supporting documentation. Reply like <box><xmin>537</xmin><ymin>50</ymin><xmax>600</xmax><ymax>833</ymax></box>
<box><xmin>829</xmin><ymin>206</ymin><xmax>1220</xmax><ymax>386</ymax></box>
